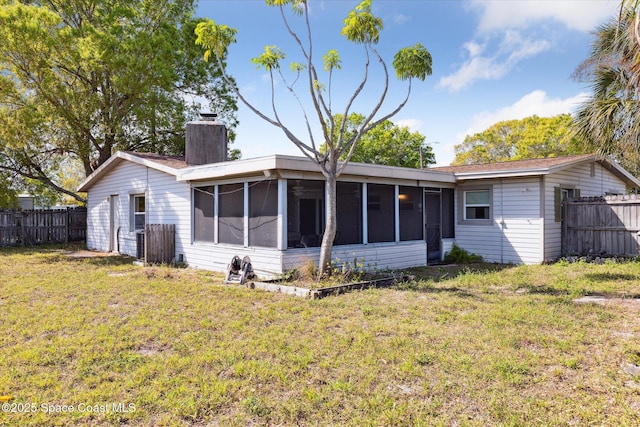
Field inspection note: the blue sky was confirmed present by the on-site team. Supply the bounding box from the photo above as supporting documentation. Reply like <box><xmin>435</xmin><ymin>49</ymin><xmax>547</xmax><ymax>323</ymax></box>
<box><xmin>195</xmin><ymin>0</ymin><xmax>619</xmax><ymax>166</ymax></box>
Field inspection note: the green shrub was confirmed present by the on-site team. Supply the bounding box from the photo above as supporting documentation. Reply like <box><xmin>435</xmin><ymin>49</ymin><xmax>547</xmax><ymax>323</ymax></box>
<box><xmin>443</xmin><ymin>243</ymin><xmax>483</xmax><ymax>263</ymax></box>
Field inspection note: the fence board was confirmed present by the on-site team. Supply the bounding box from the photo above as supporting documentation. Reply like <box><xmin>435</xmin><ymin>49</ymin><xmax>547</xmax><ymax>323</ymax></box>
<box><xmin>144</xmin><ymin>224</ymin><xmax>175</xmax><ymax>264</ymax></box>
<box><xmin>563</xmin><ymin>195</ymin><xmax>640</xmax><ymax>257</ymax></box>
<box><xmin>0</xmin><ymin>208</ymin><xmax>87</xmax><ymax>247</ymax></box>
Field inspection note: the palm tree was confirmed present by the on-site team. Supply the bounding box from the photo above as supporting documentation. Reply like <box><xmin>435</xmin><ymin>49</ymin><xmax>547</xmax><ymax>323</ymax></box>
<box><xmin>572</xmin><ymin>7</ymin><xmax>640</xmax><ymax>177</ymax></box>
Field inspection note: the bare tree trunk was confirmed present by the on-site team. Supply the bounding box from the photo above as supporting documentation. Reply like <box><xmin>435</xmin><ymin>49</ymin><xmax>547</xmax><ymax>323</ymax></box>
<box><xmin>318</xmin><ymin>173</ymin><xmax>337</xmax><ymax>276</ymax></box>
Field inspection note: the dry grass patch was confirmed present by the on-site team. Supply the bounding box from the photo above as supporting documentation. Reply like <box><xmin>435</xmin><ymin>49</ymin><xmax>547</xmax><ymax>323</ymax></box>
<box><xmin>0</xmin><ymin>245</ymin><xmax>639</xmax><ymax>426</ymax></box>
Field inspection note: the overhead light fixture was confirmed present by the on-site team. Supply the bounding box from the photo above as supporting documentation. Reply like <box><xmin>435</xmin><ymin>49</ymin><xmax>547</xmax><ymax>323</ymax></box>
<box><xmin>293</xmin><ymin>180</ymin><xmax>304</xmax><ymax>197</ymax></box>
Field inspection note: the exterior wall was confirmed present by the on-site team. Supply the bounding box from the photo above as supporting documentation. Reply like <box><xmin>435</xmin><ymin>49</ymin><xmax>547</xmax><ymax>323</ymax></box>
<box><xmin>185</xmin><ymin>243</ymin><xmax>283</xmax><ymax>278</ymax></box>
<box><xmin>87</xmin><ymin>162</ymin><xmax>432</xmax><ymax>277</ymax></box>
<box><xmin>441</xmin><ymin>238</ymin><xmax>455</xmax><ymax>260</ymax></box>
<box><xmin>86</xmin><ymin>161</ymin><xmax>191</xmax><ymax>259</ymax></box>
<box><xmin>454</xmin><ymin>177</ymin><xmax>543</xmax><ymax>264</ymax></box>
<box><xmin>86</xmin><ymin>158</ymin><xmax>632</xmax><ymax>271</ymax></box>
<box><xmin>184</xmin><ymin>240</ymin><xmax>427</xmax><ymax>279</ymax></box>
<box><xmin>282</xmin><ymin>241</ymin><xmax>428</xmax><ymax>274</ymax></box>
<box><xmin>543</xmin><ymin>162</ymin><xmax>628</xmax><ymax>261</ymax></box>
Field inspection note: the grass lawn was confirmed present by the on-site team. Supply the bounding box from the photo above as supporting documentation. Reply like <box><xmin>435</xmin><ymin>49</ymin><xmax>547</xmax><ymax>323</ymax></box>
<box><xmin>1</xmin><ymin>244</ymin><xmax>640</xmax><ymax>426</ymax></box>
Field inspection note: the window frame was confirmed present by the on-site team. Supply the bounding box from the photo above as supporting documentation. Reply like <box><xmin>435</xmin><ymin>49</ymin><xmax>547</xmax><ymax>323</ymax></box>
<box><xmin>458</xmin><ymin>186</ymin><xmax>493</xmax><ymax>225</ymax></box>
<box><xmin>193</xmin><ymin>185</ymin><xmax>215</xmax><ymax>243</ymax></box>
<box><xmin>131</xmin><ymin>194</ymin><xmax>146</xmax><ymax>231</ymax></box>
<box><xmin>554</xmin><ymin>186</ymin><xmax>580</xmax><ymax>222</ymax></box>
<box><xmin>218</xmin><ymin>182</ymin><xmax>245</xmax><ymax>246</ymax></box>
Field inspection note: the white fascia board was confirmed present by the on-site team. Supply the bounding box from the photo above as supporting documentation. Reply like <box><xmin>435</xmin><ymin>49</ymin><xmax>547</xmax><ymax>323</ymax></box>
<box><xmin>176</xmin><ymin>155</ymin><xmax>284</xmax><ymax>182</ymax></box>
<box><xmin>122</xmin><ymin>152</ymin><xmax>182</xmax><ymax>176</ymax></box>
<box><xmin>453</xmin><ymin>169</ymin><xmax>550</xmax><ymax>181</ymax></box>
<box><xmin>177</xmin><ymin>154</ymin><xmax>457</xmax><ymax>184</ymax></box>
<box><xmin>598</xmin><ymin>158</ymin><xmax>640</xmax><ymax>188</ymax></box>
<box><xmin>341</xmin><ymin>162</ymin><xmax>456</xmax><ymax>183</ymax></box>
<box><xmin>77</xmin><ymin>151</ymin><xmax>181</xmax><ymax>192</ymax></box>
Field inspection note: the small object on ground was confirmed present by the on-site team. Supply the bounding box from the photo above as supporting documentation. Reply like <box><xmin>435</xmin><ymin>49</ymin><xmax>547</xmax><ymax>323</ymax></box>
<box><xmin>624</xmin><ymin>363</ymin><xmax>640</xmax><ymax>377</ymax></box>
<box><xmin>225</xmin><ymin>255</ymin><xmax>254</xmax><ymax>285</ymax></box>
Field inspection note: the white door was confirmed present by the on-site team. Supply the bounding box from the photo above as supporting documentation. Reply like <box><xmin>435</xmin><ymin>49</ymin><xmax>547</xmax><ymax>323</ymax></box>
<box><xmin>109</xmin><ymin>195</ymin><xmax>119</xmax><ymax>252</ymax></box>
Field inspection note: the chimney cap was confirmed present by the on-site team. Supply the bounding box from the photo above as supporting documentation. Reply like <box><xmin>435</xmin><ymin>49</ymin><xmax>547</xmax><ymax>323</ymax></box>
<box><xmin>200</xmin><ymin>112</ymin><xmax>218</xmax><ymax>121</ymax></box>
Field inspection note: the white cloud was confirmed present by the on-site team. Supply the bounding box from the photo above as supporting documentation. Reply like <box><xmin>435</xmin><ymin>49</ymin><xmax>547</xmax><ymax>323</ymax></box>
<box><xmin>393</xmin><ymin>13</ymin><xmax>410</xmax><ymax>26</ymax></box>
<box><xmin>438</xmin><ymin>32</ymin><xmax>550</xmax><ymax>92</ymax></box>
<box><xmin>439</xmin><ymin>1</ymin><xmax>617</xmax><ymax>92</ymax></box>
<box><xmin>395</xmin><ymin>118</ymin><xmax>423</xmax><ymax>132</ymax></box>
<box><xmin>469</xmin><ymin>0</ymin><xmax>618</xmax><ymax>33</ymax></box>
<box><xmin>459</xmin><ymin>90</ymin><xmax>589</xmax><ymax>139</ymax></box>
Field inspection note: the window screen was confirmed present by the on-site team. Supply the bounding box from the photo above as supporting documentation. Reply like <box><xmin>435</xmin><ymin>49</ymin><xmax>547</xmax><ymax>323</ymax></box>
<box><xmin>249</xmin><ymin>180</ymin><xmax>278</xmax><ymax>248</ymax></box>
<box><xmin>287</xmin><ymin>180</ymin><xmax>325</xmax><ymax>248</ymax></box>
<box><xmin>367</xmin><ymin>184</ymin><xmax>395</xmax><ymax>243</ymax></box>
<box><xmin>132</xmin><ymin>194</ymin><xmax>145</xmax><ymax>231</ymax></box>
<box><xmin>336</xmin><ymin>182</ymin><xmax>362</xmax><ymax>245</ymax></box>
<box><xmin>194</xmin><ymin>186</ymin><xmax>214</xmax><ymax>242</ymax></box>
<box><xmin>441</xmin><ymin>188</ymin><xmax>455</xmax><ymax>238</ymax></box>
<box><xmin>464</xmin><ymin>190</ymin><xmax>490</xmax><ymax>220</ymax></box>
<box><xmin>219</xmin><ymin>183</ymin><xmax>244</xmax><ymax>245</ymax></box>
<box><xmin>399</xmin><ymin>186</ymin><xmax>422</xmax><ymax>241</ymax></box>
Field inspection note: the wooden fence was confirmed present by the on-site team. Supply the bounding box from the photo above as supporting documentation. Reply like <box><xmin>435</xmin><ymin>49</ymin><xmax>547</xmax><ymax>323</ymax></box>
<box><xmin>144</xmin><ymin>224</ymin><xmax>176</xmax><ymax>264</ymax></box>
<box><xmin>562</xmin><ymin>195</ymin><xmax>640</xmax><ymax>257</ymax></box>
<box><xmin>0</xmin><ymin>208</ymin><xmax>87</xmax><ymax>247</ymax></box>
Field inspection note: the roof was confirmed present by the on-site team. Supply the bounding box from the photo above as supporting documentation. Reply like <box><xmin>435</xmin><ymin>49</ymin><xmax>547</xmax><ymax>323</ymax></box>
<box><xmin>78</xmin><ymin>152</ymin><xmax>640</xmax><ymax>192</ymax></box>
<box><xmin>77</xmin><ymin>151</ymin><xmax>188</xmax><ymax>192</ymax></box>
<box><xmin>430</xmin><ymin>154</ymin><xmax>595</xmax><ymax>174</ymax></box>
<box><xmin>122</xmin><ymin>152</ymin><xmax>188</xmax><ymax>170</ymax></box>
<box><xmin>175</xmin><ymin>154</ymin><xmax>456</xmax><ymax>184</ymax></box>
<box><xmin>429</xmin><ymin>154</ymin><xmax>640</xmax><ymax>188</ymax></box>
<box><xmin>77</xmin><ymin>151</ymin><xmax>456</xmax><ymax>192</ymax></box>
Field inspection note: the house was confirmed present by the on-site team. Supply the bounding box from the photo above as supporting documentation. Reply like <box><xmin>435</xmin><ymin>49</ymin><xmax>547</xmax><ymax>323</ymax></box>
<box><xmin>77</xmin><ymin>118</ymin><xmax>640</xmax><ymax>276</ymax></box>
<box><xmin>430</xmin><ymin>155</ymin><xmax>640</xmax><ymax>263</ymax></box>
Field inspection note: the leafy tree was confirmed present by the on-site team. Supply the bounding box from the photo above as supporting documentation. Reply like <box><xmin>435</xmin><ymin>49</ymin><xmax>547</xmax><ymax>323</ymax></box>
<box><xmin>572</xmin><ymin>7</ymin><xmax>640</xmax><ymax>176</ymax></box>
<box><xmin>453</xmin><ymin>114</ymin><xmax>585</xmax><ymax>165</ymax></box>
<box><xmin>0</xmin><ymin>0</ymin><xmax>238</xmax><ymax>203</ymax></box>
<box><xmin>326</xmin><ymin>114</ymin><xmax>435</xmax><ymax>168</ymax></box>
<box><xmin>195</xmin><ymin>0</ymin><xmax>433</xmax><ymax>275</ymax></box>
<box><xmin>0</xmin><ymin>173</ymin><xmax>18</xmax><ymax>209</ymax></box>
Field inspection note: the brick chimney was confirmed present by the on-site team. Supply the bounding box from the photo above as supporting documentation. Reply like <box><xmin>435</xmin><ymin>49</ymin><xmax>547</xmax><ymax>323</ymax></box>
<box><xmin>185</xmin><ymin>113</ymin><xmax>228</xmax><ymax>166</ymax></box>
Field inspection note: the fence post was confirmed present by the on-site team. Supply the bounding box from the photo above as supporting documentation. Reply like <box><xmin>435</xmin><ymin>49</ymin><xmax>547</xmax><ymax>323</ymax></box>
<box><xmin>144</xmin><ymin>225</ymin><xmax>148</xmax><ymax>267</ymax></box>
<box><xmin>561</xmin><ymin>200</ymin><xmax>568</xmax><ymax>255</ymax></box>
<box><xmin>20</xmin><ymin>211</ymin><xmax>25</xmax><ymax>246</ymax></box>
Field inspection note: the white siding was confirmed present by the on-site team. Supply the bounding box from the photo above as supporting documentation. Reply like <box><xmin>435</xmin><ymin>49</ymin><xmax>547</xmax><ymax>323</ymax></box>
<box><xmin>185</xmin><ymin>243</ymin><xmax>283</xmax><ymax>278</ymax></box>
<box><xmin>87</xmin><ymin>160</ymin><xmax>429</xmax><ymax>278</ymax></box>
<box><xmin>543</xmin><ymin>162</ymin><xmax>628</xmax><ymax>261</ymax></box>
<box><xmin>86</xmin><ymin>161</ymin><xmax>190</xmax><ymax>258</ymax></box>
<box><xmin>185</xmin><ymin>241</ymin><xmax>426</xmax><ymax>279</ymax></box>
<box><xmin>283</xmin><ymin>241</ymin><xmax>427</xmax><ymax>274</ymax></box>
<box><xmin>454</xmin><ymin>177</ymin><xmax>543</xmax><ymax>264</ymax></box>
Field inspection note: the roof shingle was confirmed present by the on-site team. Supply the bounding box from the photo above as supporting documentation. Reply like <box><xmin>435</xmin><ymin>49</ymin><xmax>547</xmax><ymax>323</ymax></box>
<box><xmin>429</xmin><ymin>154</ymin><xmax>595</xmax><ymax>174</ymax></box>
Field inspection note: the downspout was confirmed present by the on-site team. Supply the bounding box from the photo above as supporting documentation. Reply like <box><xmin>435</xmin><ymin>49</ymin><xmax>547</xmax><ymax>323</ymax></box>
<box><xmin>540</xmin><ymin>175</ymin><xmax>545</xmax><ymax>262</ymax></box>
<box><xmin>499</xmin><ymin>179</ymin><xmax>504</xmax><ymax>264</ymax></box>
<box><xmin>145</xmin><ymin>167</ymin><xmax>149</xmax><ymax>266</ymax></box>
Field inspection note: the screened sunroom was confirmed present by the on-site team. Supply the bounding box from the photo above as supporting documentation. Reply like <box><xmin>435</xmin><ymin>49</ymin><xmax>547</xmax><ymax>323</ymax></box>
<box><xmin>179</xmin><ymin>155</ymin><xmax>456</xmax><ymax>277</ymax></box>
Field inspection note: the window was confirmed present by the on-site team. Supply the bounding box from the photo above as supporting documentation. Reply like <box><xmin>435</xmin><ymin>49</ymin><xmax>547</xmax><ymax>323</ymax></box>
<box><xmin>554</xmin><ymin>186</ymin><xmax>580</xmax><ymax>222</ymax></box>
<box><xmin>336</xmin><ymin>182</ymin><xmax>362</xmax><ymax>245</ymax></box>
<box><xmin>464</xmin><ymin>190</ymin><xmax>490</xmax><ymax>220</ymax></box>
<box><xmin>367</xmin><ymin>184</ymin><xmax>395</xmax><ymax>243</ymax></box>
<box><xmin>287</xmin><ymin>180</ymin><xmax>325</xmax><ymax>248</ymax></box>
<box><xmin>249</xmin><ymin>181</ymin><xmax>278</xmax><ymax>248</ymax></box>
<box><xmin>194</xmin><ymin>186</ymin><xmax>215</xmax><ymax>242</ymax></box>
<box><xmin>399</xmin><ymin>186</ymin><xmax>423</xmax><ymax>241</ymax></box>
<box><xmin>218</xmin><ymin>183</ymin><xmax>244</xmax><ymax>245</ymax></box>
<box><xmin>131</xmin><ymin>194</ymin><xmax>145</xmax><ymax>231</ymax></box>
<box><xmin>441</xmin><ymin>188</ymin><xmax>455</xmax><ymax>238</ymax></box>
